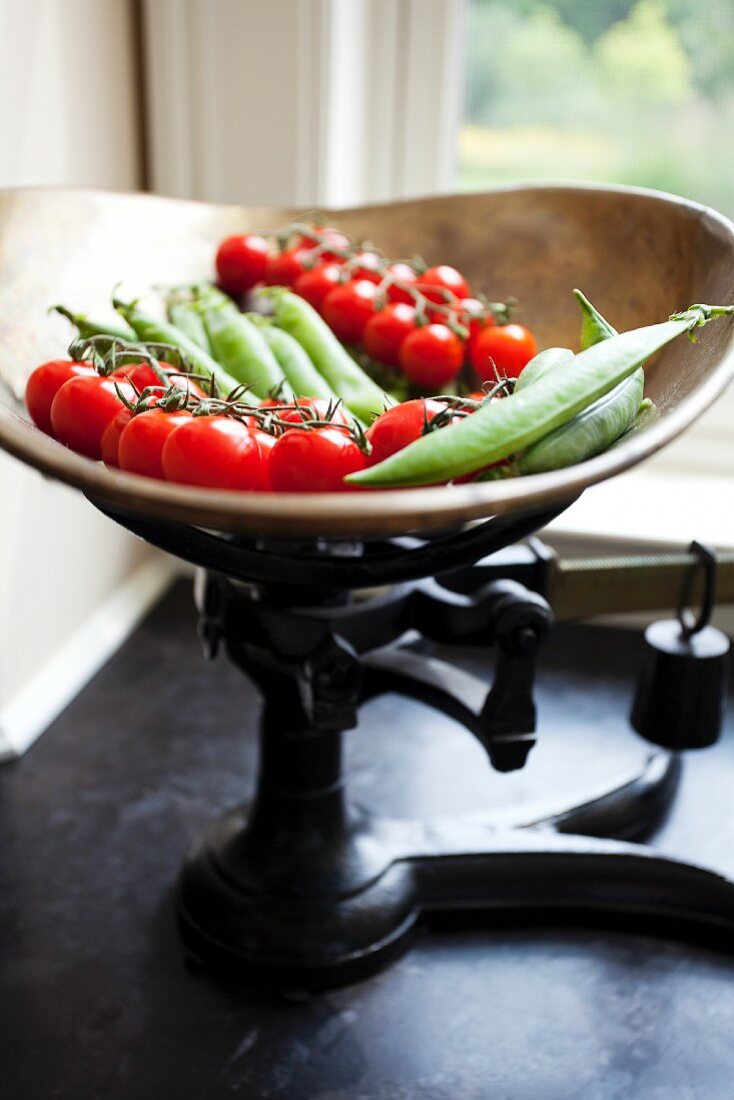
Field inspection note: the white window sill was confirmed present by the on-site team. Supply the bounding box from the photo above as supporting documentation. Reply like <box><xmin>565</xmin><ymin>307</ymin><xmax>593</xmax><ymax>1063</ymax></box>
<box><xmin>545</xmin><ymin>466</ymin><xmax>734</xmax><ymax>554</ymax></box>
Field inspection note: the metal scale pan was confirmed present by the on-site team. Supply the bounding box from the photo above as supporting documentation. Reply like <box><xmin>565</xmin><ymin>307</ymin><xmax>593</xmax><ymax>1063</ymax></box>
<box><xmin>0</xmin><ymin>183</ymin><xmax>732</xmax><ymax>542</ymax></box>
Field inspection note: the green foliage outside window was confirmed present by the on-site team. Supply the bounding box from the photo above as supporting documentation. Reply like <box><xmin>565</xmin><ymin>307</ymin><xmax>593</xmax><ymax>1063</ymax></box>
<box><xmin>461</xmin><ymin>0</ymin><xmax>734</xmax><ymax>215</ymax></box>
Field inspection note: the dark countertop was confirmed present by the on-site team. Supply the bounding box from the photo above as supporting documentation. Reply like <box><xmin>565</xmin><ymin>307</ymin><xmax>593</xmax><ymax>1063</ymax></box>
<box><xmin>2</xmin><ymin>579</ymin><xmax>733</xmax><ymax>1100</ymax></box>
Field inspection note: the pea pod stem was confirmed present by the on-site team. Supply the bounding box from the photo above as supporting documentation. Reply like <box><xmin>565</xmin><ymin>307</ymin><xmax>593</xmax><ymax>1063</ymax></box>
<box><xmin>52</xmin><ymin>304</ymin><xmax>136</xmax><ymax>346</ymax></box>
<box><xmin>348</xmin><ymin>305</ymin><xmax>732</xmax><ymax>488</ymax></box>
<box><xmin>574</xmin><ymin>289</ymin><xmax>618</xmax><ymax>348</ymax></box>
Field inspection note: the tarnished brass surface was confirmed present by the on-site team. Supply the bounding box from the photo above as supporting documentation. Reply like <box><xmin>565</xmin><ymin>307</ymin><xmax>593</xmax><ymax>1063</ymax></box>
<box><xmin>0</xmin><ymin>184</ymin><xmax>732</xmax><ymax>539</ymax></box>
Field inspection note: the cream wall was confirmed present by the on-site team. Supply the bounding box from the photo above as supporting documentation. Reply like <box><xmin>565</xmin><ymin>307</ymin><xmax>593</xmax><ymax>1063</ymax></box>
<box><xmin>0</xmin><ymin>0</ymin><xmax>160</xmax><ymax>738</ymax></box>
<box><xmin>0</xmin><ymin>0</ymin><xmax>141</xmax><ymax>191</ymax></box>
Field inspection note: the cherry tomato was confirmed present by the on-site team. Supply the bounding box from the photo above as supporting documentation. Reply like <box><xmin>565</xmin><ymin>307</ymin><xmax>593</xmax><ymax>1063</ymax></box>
<box><xmin>419</xmin><ymin>264</ymin><xmax>471</xmax><ymax>303</ymax></box>
<box><xmin>112</xmin><ymin>361</ymin><xmax>181</xmax><ymax>393</ymax></box>
<box><xmin>470</xmin><ymin>323</ymin><xmax>538</xmax><ymax>380</ymax></box>
<box><xmin>347</xmin><ymin>250</ymin><xmax>383</xmax><ymax>283</ymax></box>
<box><xmin>297</xmin><ymin>226</ymin><xmax>350</xmax><ymax>261</ymax></box>
<box><xmin>25</xmin><ymin>359</ymin><xmax>96</xmax><ymax>436</ymax></box>
<box><xmin>426</xmin><ymin>298</ymin><xmax>495</xmax><ymax>352</ymax></box>
<box><xmin>111</xmin><ymin>362</ymin><xmax>161</xmax><ymax>390</ymax></box>
<box><xmin>264</xmin><ymin>247</ymin><xmax>311</xmax><ymax>287</ymax></box>
<box><xmin>215</xmin><ymin>234</ymin><xmax>270</xmax><ymax>294</ymax></box>
<box><xmin>50</xmin><ymin>376</ymin><xmax>136</xmax><ymax>460</ymax></box>
<box><xmin>363</xmin><ymin>303</ymin><xmax>416</xmax><ymax>366</ymax></box>
<box><xmin>118</xmin><ymin>409</ymin><xmax>192</xmax><ymax>479</ymax></box>
<box><xmin>292</xmin><ymin>263</ymin><xmax>343</xmax><ymax>312</ymax></box>
<box><xmin>111</xmin><ymin>360</ymin><xmax>207</xmax><ymax>399</ymax></box>
<box><xmin>322</xmin><ymin>279</ymin><xmax>379</xmax><ymax>343</ymax></box>
<box><xmin>399</xmin><ymin>324</ymin><xmax>465</xmax><ymax>388</ymax></box>
<box><xmin>365</xmin><ymin>399</ymin><xmax>444</xmax><ymax>465</ymax></box>
<box><xmin>385</xmin><ymin>262</ymin><xmax>419</xmax><ymax>304</ymax></box>
<box><xmin>264</xmin><ymin>397</ymin><xmax>350</xmax><ymax>428</ymax></box>
<box><xmin>101</xmin><ymin>407</ymin><xmax>133</xmax><ymax>467</ymax></box>
<box><xmin>162</xmin><ymin>416</ymin><xmax>267</xmax><ymax>491</ymax></box>
<box><xmin>270</xmin><ymin>426</ymin><xmax>367</xmax><ymax>492</ymax></box>
<box><xmin>457</xmin><ymin>297</ymin><xmax>495</xmax><ymax>360</ymax></box>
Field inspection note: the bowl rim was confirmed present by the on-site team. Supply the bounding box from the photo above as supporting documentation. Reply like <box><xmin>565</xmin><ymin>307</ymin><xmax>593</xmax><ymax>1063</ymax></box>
<box><xmin>1</xmin><ymin>182</ymin><xmax>733</xmax><ymax>539</ymax></box>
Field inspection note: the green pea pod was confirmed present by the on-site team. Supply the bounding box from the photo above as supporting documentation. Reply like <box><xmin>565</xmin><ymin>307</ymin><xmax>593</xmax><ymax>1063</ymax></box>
<box><xmin>574</xmin><ymin>288</ymin><xmax>618</xmax><ymax>348</ymax></box>
<box><xmin>168</xmin><ymin>300</ymin><xmax>211</xmax><ymax>353</ymax></box>
<box><xmin>514</xmin><ymin>347</ymin><xmax>575</xmax><ymax>391</ymax></box>
<box><xmin>514</xmin><ymin>289</ymin><xmax>644</xmax><ymax>473</ymax></box>
<box><xmin>252</xmin><ymin>319</ymin><xmax>337</xmax><ymax>401</ymax></box>
<box><xmin>195</xmin><ymin>282</ymin><xmax>230</xmax><ymax>305</ymax></box>
<box><xmin>202</xmin><ymin>300</ymin><xmax>290</xmax><ymax>400</ymax></box>
<box><xmin>270</xmin><ymin>290</ymin><xmax>394</xmax><ymax>422</ymax></box>
<box><xmin>503</xmin><ymin>295</ymin><xmax>640</xmax><ymax>476</ymax></box>
<box><xmin>113</xmin><ymin>297</ymin><xmax>242</xmax><ymax>396</ymax></box>
<box><xmin>514</xmin><ymin>369</ymin><xmax>645</xmax><ymax>475</ymax></box>
<box><xmin>52</xmin><ymin>305</ymin><xmax>136</xmax><ymax>345</ymax></box>
<box><xmin>348</xmin><ymin>305</ymin><xmax>730</xmax><ymax>488</ymax></box>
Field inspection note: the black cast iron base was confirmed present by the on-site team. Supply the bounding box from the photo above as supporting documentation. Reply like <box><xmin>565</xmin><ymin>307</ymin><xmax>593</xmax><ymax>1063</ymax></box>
<box><xmin>90</xmin><ymin>501</ymin><xmax>734</xmax><ymax>990</ymax></box>
<box><xmin>180</xmin><ymin>751</ymin><xmax>718</xmax><ymax>990</ymax></box>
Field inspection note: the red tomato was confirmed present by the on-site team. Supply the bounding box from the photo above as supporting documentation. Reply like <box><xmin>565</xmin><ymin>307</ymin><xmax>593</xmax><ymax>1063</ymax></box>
<box><xmin>398</xmin><ymin>324</ymin><xmax>465</xmax><ymax>388</ymax></box>
<box><xmin>292</xmin><ymin>263</ymin><xmax>343</xmax><ymax>312</ymax></box>
<box><xmin>365</xmin><ymin>399</ymin><xmax>444</xmax><ymax>465</ymax></box>
<box><xmin>25</xmin><ymin>359</ymin><xmax>96</xmax><ymax>436</ymax></box>
<box><xmin>252</xmin><ymin>429</ymin><xmax>277</xmax><ymax>490</ymax></box>
<box><xmin>161</xmin><ymin>416</ymin><xmax>267</xmax><ymax>491</ymax></box>
<box><xmin>111</xmin><ymin>360</ymin><xmax>206</xmax><ymax>399</ymax></box>
<box><xmin>270</xmin><ymin>426</ymin><xmax>367</xmax><ymax>492</ymax></box>
<box><xmin>348</xmin><ymin>250</ymin><xmax>383</xmax><ymax>283</ymax></box>
<box><xmin>298</xmin><ymin>226</ymin><xmax>350</xmax><ymax>261</ymax></box>
<box><xmin>363</xmin><ymin>303</ymin><xmax>416</xmax><ymax>366</ymax></box>
<box><xmin>50</xmin><ymin>376</ymin><xmax>136</xmax><ymax>460</ymax></box>
<box><xmin>385</xmin><ymin>262</ymin><xmax>418</xmax><ymax>305</ymax></box>
<box><xmin>419</xmin><ymin>264</ymin><xmax>471</xmax><ymax>303</ymax></box>
<box><xmin>101</xmin><ymin>407</ymin><xmax>133</xmax><ymax>467</ymax></box>
<box><xmin>118</xmin><ymin>409</ymin><xmax>192</xmax><ymax>479</ymax></box>
<box><xmin>426</xmin><ymin>298</ymin><xmax>495</xmax><ymax>351</ymax></box>
<box><xmin>111</xmin><ymin>362</ymin><xmax>161</xmax><ymax>390</ymax></box>
<box><xmin>457</xmin><ymin>297</ymin><xmax>495</xmax><ymax>359</ymax></box>
<box><xmin>215</xmin><ymin>234</ymin><xmax>270</xmax><ymax>294</ymax></box>
<box><xmin>322</xmin><ymin>279</ymin><xmax>379</xmax><ymax>343</ymax></box>
<box><xmin>271</xmin><ymin>398</ymin><xmax>350</xmax><ymax>428</ymax></box>
<box><xmin>470</xmin><ymin>323</ymin><xmax>538</xmax><ymax>380</ymax></box>
<box><xmin>264</xmin><ymin>247</ymin><xmax>311</xmax><ymax>287</ymax></box>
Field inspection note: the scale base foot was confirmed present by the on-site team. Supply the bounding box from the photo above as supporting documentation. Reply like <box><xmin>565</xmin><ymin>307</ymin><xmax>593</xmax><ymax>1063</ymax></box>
<box><xmin>175</xmin><ymin>753</ymin><xmax>734</xmax><ymax>990</ymax></box>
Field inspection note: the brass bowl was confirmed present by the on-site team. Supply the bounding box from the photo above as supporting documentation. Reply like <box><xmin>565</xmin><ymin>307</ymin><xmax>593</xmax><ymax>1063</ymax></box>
<box><xmin>0</xmin><ymin>185</ymin><xmax>732</xmax><ymax>539</ymax></box>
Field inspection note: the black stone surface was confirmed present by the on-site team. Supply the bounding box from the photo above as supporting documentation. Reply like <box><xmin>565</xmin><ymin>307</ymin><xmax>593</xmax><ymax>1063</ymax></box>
<box><xmin>1</xmin><ymin>579</ymin><xmax>734</xmax><ymax>1100</ymax></box>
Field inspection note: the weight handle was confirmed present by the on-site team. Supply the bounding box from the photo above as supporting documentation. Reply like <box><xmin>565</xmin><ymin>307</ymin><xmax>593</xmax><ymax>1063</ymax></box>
<box><xmin>678</xmin><ymin>540</ymin><xmax>717</xmax><ymax>639</ymax></box>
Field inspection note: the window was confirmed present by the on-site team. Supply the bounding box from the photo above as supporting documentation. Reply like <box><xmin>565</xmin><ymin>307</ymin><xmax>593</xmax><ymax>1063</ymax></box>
<box><xmin>460</xmin><ymin>0</ymin><xmax>734</xmax><ymax>219</ymax></box>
